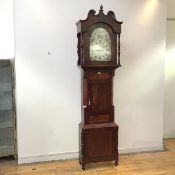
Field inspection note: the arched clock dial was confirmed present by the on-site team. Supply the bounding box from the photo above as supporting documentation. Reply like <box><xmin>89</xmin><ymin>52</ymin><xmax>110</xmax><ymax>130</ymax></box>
<box><xmin>90</xmin><ymin>28</ymin><xmax>111</xmax><ymax>61</ymax></box>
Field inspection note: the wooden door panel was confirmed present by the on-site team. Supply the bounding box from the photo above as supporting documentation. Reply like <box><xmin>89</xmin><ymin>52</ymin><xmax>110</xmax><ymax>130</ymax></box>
<box><xmin>85</xmin><ymin>128</ymin><xmax>116</xmax><ymax>160</ymax></box>
<box><xmin>88</xmin><ymin>81</ymin><xmax>111</xmax><ymax>114</ymax></box>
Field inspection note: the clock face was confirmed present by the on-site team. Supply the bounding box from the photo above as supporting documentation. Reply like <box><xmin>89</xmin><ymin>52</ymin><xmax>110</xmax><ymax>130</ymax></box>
<box><xmin>90</xmin><ymin>27</ymin><xmax>111</xmax><ymax>61</ymax></box>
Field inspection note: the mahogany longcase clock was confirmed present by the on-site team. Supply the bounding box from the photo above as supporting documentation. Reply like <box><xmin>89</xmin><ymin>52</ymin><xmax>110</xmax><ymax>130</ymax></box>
<box><xmin>76</xmin><ymin>5</ymin><xmax>122</xmax><ymax>170</ymax></box>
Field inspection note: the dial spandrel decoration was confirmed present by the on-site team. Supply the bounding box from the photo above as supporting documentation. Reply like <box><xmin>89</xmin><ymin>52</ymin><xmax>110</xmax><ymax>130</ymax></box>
<box><xmin>90</xmin><ymin>28</ymin><xmax>111</xmax><ymax>61</ymax></box>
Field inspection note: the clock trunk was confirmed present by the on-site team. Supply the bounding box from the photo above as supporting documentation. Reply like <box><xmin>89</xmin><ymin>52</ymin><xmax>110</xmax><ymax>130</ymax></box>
<box><xmin>83</xmin><ymin>70</ymin><xmax>114</xmax><ymax>124</ymax></box>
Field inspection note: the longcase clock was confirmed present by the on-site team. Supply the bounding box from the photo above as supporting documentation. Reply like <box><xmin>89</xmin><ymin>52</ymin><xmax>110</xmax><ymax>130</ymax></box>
<box><xmin>76</xmin><ymin>5</ymin><xmax>122</xmax><ymax>170</ymax></box>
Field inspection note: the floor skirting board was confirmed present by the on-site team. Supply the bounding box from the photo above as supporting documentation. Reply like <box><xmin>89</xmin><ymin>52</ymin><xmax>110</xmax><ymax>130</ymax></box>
<box><xmin>163</xmin><ymin>133</ymin><xmax>175</xmax><ymax>139</ymax></box>
<box><xmin>118</xmin><ymin>145</ymin><xmax>163</xmax><ymax>154</ymax></box>
<box><xmin>18</xmin><ymin>145</ymin><xmax>163</xmax><ymax>164</ymax></box>
<box><xmin>18</xmin><ymin>152</ymin><xmax>79</xmax><ymax>164</ymax></box>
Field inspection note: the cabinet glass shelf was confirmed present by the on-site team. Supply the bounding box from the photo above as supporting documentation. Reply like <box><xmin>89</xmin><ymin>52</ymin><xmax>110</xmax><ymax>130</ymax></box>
<box><xmin>0</xmin><ymin>92</ymin><xmax>13</xmax><ymax>110</ymax></box>
<box><xmin>0</xmin><ymin>128</ymin><xmax>14</xmax><ymax>146</ymax></box>
<box><xmin>0</xmin><ymin>90</ymin><xmax>13</xmax><ymax>93</ymax></box>
<box><xmin>0</xmin><ymin>146</ymin><xmax>14</xmax><ymax>157</ymax></box>
<box><xmin>0</xmin><ymin>65</ymin><xmax>12</xmax><ymax>92</ymax></box>
<box><xmin>0</xmin><ymin>110</ymin><xmax>13</xmax><ymax>129</ymax></box>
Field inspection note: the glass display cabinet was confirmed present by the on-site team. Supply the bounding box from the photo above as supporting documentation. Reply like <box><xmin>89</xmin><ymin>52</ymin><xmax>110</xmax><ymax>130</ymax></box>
<box><xmin>0</xmin><ymin>60</ymin><xmax>16</xmax><ymax>158</ymax></box>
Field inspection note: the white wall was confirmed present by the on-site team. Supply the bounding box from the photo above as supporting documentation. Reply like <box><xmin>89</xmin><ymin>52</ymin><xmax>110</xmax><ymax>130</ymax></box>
<box><xmin>115</xmin><ymin>0</ymin><xmax>165</xmax><ymax>152</ymax></box>
<box><xmin>164</xmin><ymin>0</ymin><xmax>175</xmax><ymax>138</ymax></box>
<box><xmin>14</xmin><ymin>0</ymin><xmax>166</xmax><ymax>163</ymax></box>
<box><xmin>0</xmin><ymin>0</ymin><xmax>14</xmax><ymax>59</ymax></box>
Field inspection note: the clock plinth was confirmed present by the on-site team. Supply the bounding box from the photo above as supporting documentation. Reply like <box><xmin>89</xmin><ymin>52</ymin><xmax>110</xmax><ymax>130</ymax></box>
<box><xmin>76</xmin><ymin>6</ymin><xmax>122</xmax><ymax>170</ymax></box>
<box><xmin>79</xmin><ymin>123</ymin><xmax>118</xmax><ymax>170</ymax></box>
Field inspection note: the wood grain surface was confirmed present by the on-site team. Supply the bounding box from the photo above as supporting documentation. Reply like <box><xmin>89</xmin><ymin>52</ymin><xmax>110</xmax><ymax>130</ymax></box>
<box><xmin>0</xmin><ymin>139</ymin><xmax>175</xmax><ymax>175</ymax></box>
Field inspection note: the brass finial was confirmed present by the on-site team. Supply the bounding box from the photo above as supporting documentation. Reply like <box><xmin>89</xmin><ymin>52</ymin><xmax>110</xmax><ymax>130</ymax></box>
<box><xmin>100</xmin><ymin>4</ymin><xmax>103</xmax><ymax>11</ymax></box>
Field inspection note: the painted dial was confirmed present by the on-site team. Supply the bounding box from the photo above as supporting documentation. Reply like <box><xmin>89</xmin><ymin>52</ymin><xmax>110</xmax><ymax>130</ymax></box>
<box><xmin>90</xmin><ymin>27</ymin><xmax>111</xmax><ymax>61</ymax></box>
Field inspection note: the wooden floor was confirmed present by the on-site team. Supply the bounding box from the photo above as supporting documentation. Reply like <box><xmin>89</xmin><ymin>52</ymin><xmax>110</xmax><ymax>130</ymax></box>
<box><xmin>1</xmin><ymin>139</ymin><xmax>175</xmax><ymax>175</ymax></box>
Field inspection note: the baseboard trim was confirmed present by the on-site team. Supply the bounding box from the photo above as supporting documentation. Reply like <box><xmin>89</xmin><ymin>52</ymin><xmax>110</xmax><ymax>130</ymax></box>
<box><xmin>18</xmin><ymin>151</ymin><xmax>79</xmax><ymax>164</ymax></box>
<box><xmin>118</xmin><ymin>145</ymin><xmax>163</xmax><ymax>154</ymax></box>
<box><xmin>163</xmin><ymin>133</ymin><xmax>175</xmax><ymax>139</ymax></box>
<box><xmin>18</xmin><ymin>145</ymin><xmax>163</xmax><ymax>164</ymax></box>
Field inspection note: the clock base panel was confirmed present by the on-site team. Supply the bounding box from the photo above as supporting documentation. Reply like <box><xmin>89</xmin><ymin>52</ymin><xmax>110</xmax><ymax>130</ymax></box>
<box><xmin>79</xmin><ymin>122</ymin><xmax>118</xmax><ymax>170</ymax></box>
